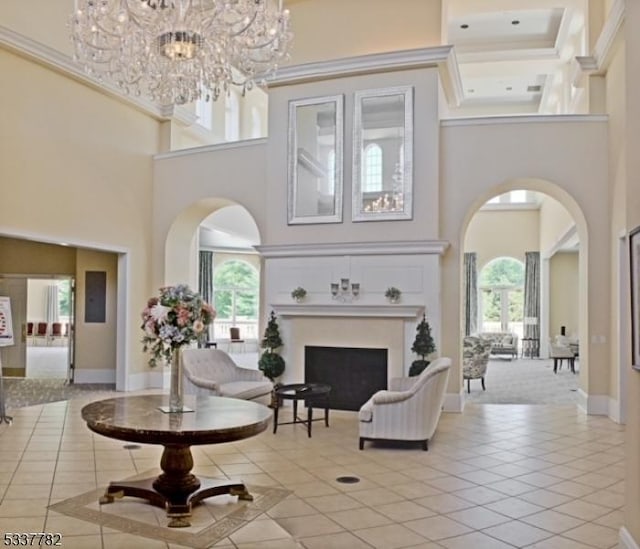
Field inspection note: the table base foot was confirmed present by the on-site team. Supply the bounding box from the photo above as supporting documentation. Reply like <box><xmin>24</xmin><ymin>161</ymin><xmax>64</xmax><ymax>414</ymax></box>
<box><xmin>99</xmin><ymin>476</ymin><xmax>253</xmax><ymax>527</ymax></box>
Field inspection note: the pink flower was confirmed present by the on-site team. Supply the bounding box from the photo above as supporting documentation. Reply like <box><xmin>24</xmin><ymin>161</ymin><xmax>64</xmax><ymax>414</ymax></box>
<box><xmin>193</xmin><ymin>320</ymin><xmax>204</xmax><ymax>333</ymax></box>
<box><xmin>176</xmin><ymin>307</ymin><xmax>191</xmax><ymax>327</ymax></box>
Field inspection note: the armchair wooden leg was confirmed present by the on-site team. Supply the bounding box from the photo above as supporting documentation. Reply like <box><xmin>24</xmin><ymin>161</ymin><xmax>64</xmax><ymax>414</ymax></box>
<box><xmin>422</xmin><ymin>440</ymin><xmax>428</xmax><ymax>451</ymax></box>
<box><xmin>466</xmin><ymin>379</ymin><xmax>470</xmax><ymax>393</ymax></box>
<box><xmin>481</xmin><ymin>377</ymin><xmax>486</xmax><ymax>391</ymax></box>
<box><xmin>359</xmin><ymin>438</ymin><xmax>364</xmax><ymax>450</ymax></box>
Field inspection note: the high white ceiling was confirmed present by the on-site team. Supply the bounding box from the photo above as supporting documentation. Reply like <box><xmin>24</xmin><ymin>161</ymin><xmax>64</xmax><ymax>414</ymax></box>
<box><xmin>443</xmin><ymin>0</ymin><xmax>588</xmax><ymax>116</ymax></box>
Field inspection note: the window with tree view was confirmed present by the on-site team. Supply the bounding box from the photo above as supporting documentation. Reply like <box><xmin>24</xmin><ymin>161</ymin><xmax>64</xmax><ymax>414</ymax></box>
<box><xmin>213</xmin><ymin>260</ymin><xmax>259</xmax><ymax>341</ymax></box>
<box><xmin>479</xmin><ymin>257</ymin><xmax>524</xmax><ymax>338</ymax></box>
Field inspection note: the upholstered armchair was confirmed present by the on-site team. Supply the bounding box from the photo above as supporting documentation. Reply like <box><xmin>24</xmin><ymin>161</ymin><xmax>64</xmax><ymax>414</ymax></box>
<box><xmin>358</xmin><ymin>358</ymin><xmax>451</xmax><ymax>451</ymax></box>
<box><xmin>181</xmin><ymin>349</ymin><xmax>273</xmax><ymax>404</ymax></box>
<box><xmin>463</xmin><ymin>336</ymin><xmax>493</xmax><ymax>393</ymax></box>
<box><xmin>549</xmin><ymin>337</ymin><xmax>577</xmax><ymax>374</ymax></box>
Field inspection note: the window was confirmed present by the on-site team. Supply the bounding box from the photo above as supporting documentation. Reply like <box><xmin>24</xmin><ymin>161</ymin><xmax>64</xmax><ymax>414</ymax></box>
<box><xmin>212</xmin><ymin>260</ymin><xmax>259</xmax><ymax>340</ymax></box>
<box><xmin>225</xmin><ymin>91</ymin><xmax>240</xmax><ymax>141</ymax></box>
<box><xmin>363</xmin><ymin>143</ymin><xmax>382</xmax><ymax>192</ymax></box>
<box><xmin>250</xmin><ymin>106</ymin><xmax>262</xmax><ymax>138</ymax></box>
<box><xmin>479</xmin><ymin>257</ymin><xmax>525</xmax><ymax>338</ymax></box>
<box><xmin>195</xmin><ymin>95</ymin><xmax>213</xmax><ymax>131</ymax></box>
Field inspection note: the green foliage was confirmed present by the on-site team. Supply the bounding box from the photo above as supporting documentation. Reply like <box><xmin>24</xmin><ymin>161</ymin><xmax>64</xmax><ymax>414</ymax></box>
<box><xmin>409</xmin><ymin>360</ymin><xmax>429</xmax><ymax>377</ymax></box>
<box><xmin>213</xmin><ymin>260</ymin><xmax>259</xmax><ymax>320</ymax></box>
<box><xmin>479</xmin><ymin>257</ymin><xmax>524</xmax><ymax>287</ymax></box>
<box><xmin>258</xmin><ymin>311</ymin><xmax>285</xmax><ymax>381</ymax></box>
<box><xmin>411</xmin><ymin>314</ymin><xmax>436</xmax><ymax>360</ymax></box>
<box><xmin>480</xmin><ymin>258</ymin><xmax>525</xmax><ymax>328</ymax></box>
<box><xmin>261</xmin><ymin>311</ymin><xmax>283</xmax><ymax>351</ymax></box>
<box><xmin>58</xmin><ymin>279</ymin><xmax>72</xmax><ymax>316</ymax></box>
<box><xmin>258</xmin><ymin>352</ymin><xmax>285</xmax><ymax>381</ymax></box>
<box><xmin>409</xmin><ymin>315</ymin><xmax>437</xmax><ymax>376</ymax></box>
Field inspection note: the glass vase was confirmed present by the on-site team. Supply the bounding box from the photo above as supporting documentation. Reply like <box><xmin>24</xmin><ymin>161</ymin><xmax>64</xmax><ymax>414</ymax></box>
<box><xmin>169</xmin><ymin>348</ymin><xmax>184</xmax><ymax>413</ymax></box>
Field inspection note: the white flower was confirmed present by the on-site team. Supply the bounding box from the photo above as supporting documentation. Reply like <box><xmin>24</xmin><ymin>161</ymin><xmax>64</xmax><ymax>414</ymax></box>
<box><xmin>149</xmin><ymin>304</ymin><xmax>171</xmax><ymax>323</ymax></box>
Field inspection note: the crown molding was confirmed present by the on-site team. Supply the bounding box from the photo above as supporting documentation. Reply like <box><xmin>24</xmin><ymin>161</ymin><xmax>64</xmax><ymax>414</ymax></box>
<box><xmin>572</xmin><ymin>0</ymin><xmax>625</xmax><ymax>86</ymax></box>
<box><xmin>0</xmin><ymin>25</ymin><xmax>196</xmax><ymax>125</ymax></box>
<box><xmin>268</xmin><ymin>46</ymin><xmax>464</xmax><ymax>108</ymax></box>
<box><xmin>256</xmin><ymin>240</ymin><xmax>449</xmax><ymax>258</ymax></box>
<box><xmin>441</xmin><ymin>114</ymin><xmax>608</xmax><ymax>126</ymax></box>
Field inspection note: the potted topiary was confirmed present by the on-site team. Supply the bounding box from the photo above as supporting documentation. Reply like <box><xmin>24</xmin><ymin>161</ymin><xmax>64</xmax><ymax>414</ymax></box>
<box><xmin>409</xmin><ymin>314</ymin><xmax>436</xmax><ymax>376</ymax></box>
<box><xmin>259</xmin><ymin>311</ymin><xmax>285</xmax><ymax>406</ymax></box>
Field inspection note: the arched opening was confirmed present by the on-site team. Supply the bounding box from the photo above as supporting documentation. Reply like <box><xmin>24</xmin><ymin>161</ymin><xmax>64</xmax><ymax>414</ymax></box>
<box><xmin>462</xmin><ymin>182</ymin><xmax>586</xmax><ymax>406</ymax></box>
<box><xmin>164</xmin><ymin>201</ymin><xmax>262</xmax><ymax>368</ymax></box>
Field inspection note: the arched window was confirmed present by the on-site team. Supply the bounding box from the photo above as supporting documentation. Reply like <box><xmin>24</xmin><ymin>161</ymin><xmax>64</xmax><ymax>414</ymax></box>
<box><xmin>212</xmin><ymin>260</ymin><xmax>259</xmax><ymax>341</ymax></box>
<box><xmin>479</xmin><ymin>257</ymin><xmax>525</xmax><ymax>336</ymax></box>
<box><xmin>363</xmin><ymin>143</ymin><xmax>382</xmax><ymax>192</ymax></box>
<box><xmin>250</xmin><ymin>106</ymin><xmax>262</xmax><ymax>138</ymax></box>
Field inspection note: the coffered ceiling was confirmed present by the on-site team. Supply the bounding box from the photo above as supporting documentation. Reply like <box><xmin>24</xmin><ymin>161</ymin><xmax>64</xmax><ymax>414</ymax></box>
<box><xmin>443</xmin><ymin>0</ymin><xmax>588</xmax><ymax>116</ymax></box>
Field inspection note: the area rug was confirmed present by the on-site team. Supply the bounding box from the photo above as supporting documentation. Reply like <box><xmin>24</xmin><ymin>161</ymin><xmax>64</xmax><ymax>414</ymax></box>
<box><xmin>49</xmin><ymin>472</ymin><xmax>291</xmax><ymax>548</ymax></box>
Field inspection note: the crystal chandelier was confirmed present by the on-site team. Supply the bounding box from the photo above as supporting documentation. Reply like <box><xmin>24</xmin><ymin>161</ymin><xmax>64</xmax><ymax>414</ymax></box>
<box><xmin>70</xmin><ymin>0</ymin><xmax>292</xmax><ymax>106</ymax></box>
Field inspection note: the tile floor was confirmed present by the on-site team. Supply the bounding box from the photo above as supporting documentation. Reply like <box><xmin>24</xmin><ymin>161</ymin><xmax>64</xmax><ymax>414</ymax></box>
<box><xmin>0</xmin><ymin>392</ymin><xmax>625</xmax><ymax>548</ymax></box>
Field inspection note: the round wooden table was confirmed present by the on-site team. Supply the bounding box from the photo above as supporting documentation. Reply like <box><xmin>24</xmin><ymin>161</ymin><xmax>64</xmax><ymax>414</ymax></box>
<box><xmin>81</xmin><ymin>394</ymin><xmax>271</xmax><ymax>527</ymax></box>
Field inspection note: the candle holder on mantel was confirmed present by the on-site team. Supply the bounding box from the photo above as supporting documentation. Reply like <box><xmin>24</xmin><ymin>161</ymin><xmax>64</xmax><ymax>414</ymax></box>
<box><xmin>331</xmin><ymin>278</ymin><xmax>360</xmax><ymax>302</ymax></box>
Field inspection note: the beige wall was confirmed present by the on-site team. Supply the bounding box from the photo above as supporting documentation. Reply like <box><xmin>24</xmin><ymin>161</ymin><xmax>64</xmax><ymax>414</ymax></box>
<box><xmin>539</xmin><ymin>196</ymin><xmax>576</xmax><ymax>254</ymax></box>
<box><xmin>549</xmin><ymin>252</ymin><xmax>579</xmax><ymax>338</ymax></box>
<box><xmin>0</xmin><ymin>0</ymin><xmax>74</xmax><ymax>56</ymax></box>
<box><xmin>440</xmin><ymin>119</ymin><xmax>609</xmax><ymax>398</ymax></box>
<box><xmin>624</xmin><ymin>0</ymin><xmax>640</xmax><ymax>541</ymax></box>
<box><xmin>0</xmin><ymin>49</ymin><xmax>160</xmax><ymax>379</ymax></box>
<box><xmin>0</xmin><ymin>237</ymin><xmax>75</xmax><ymax>275</ymax></box>
<box><xmin>266</xmin><ymin>68</ymin><xmax>440</xmax><ymax>245</ymax></box>
<box><xmin>464</xmin><ymin>209</ymin><xmax>540</xmax><ymax>269</ymax></box>
<box><xmin>284</xmin><ymin>0</ymin><xmax>441</xmax><ymax>65</ymax></box>
<box><xmin>74</xmin><ymin>249</ymin><xmax>118</xmax><ymax>375</ymax></box>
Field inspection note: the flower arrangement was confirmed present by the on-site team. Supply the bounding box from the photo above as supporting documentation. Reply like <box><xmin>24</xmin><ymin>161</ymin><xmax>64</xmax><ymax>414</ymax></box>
<box><xmin>385</xmin><ymin>286</ymin><xmax>401</xmax><ymax>302</ymax></box>
<box><xmin>291</xmin><ymin>287</ymin><xmax>307</xmax><ymax>301</ymax></box>
<box><xmin>141</xmin><ymin>284</ymin><xmax>215</xmax><ymax>367</ymax></box>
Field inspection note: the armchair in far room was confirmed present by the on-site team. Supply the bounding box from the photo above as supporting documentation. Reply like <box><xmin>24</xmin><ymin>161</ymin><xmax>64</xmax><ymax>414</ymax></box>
<box><xmin>358</xmin><ymin>358</ymin><xmax>451</xmax><ymax>451</ymax></box>
<box><xmin>463</xmin><ymin>336</ymin><xmax>493</xmax><ymax>393</ymax></box>
<box><xmin>549</xmin><ymin>336</ymin><xmax>577</xmax><ymax>374</ymax></box>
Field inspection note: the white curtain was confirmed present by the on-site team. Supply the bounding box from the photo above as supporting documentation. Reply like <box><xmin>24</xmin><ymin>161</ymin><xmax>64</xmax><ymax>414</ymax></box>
<box><xmin>45</xmin><ymin>284</ymin><xmax>59</xmax><ymax>328</ymax></box>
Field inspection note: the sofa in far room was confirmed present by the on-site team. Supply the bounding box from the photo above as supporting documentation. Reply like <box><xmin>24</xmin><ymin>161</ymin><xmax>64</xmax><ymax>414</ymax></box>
<box><xmin>476</xmin><ymin>332</ymin><xmax>519</xmax><ymax>359</ymax></box>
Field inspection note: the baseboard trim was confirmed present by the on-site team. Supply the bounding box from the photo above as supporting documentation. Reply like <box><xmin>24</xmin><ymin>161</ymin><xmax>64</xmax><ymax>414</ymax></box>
<box><xmin>577</xmin><ymin>389</ymin><xmax>609</xmax><ymax>415</ymax></box>
<box><xmin>73</xmin><ymin>369</ymin><xmax>116</xmax><ymax>384</ymax></box>
<box><xmin>620</xmin><ymin>527</ymin><xmax>640</xmax><ymax>549</ymax></box>
<box><xmin>608</xmin><ymin>397</ymin><xmax>624</xmax><ymax>424</ymax></box>
<box><xmin>443</xmin><ymin>391</ymin><xmax>464</xmax><ymax>413</ymax></box>
<box><xmin>126</xmin><ymin>369</ymin><xmax>166</xmax><ymax>391</ymax></box>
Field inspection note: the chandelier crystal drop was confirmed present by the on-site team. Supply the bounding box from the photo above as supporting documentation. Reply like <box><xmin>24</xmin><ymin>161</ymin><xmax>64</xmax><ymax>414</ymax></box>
<box><xmin>70</xmin><ymin>0</ymin><xmax>293</xmax><ymax>106</ymax></box>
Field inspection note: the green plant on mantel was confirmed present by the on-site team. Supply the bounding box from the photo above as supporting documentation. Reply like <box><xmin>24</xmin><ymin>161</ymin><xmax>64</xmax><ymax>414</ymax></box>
<box><xmin>291</xmin><ymin>287</ymin><xmax>307</xmax><ymax>302</ymax></box>
<box><xmin>385</xmin><ymin>286</ymin><xmax>401</xmax><ymax>302</ymax></box>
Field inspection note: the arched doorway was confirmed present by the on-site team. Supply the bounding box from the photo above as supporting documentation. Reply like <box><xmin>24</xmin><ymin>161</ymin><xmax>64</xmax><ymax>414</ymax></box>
<box><xmin>462</xmin><ymin>185</ymin><xmax>585</xmax><ymax>405</ymax></box>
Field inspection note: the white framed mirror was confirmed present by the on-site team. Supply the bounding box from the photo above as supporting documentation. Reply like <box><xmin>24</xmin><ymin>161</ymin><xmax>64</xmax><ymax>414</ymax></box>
<box><xmin>287</xmin><ymin>95</ymin><xmax>343</xmax><ymax>224</ymax></box>
<box><xmin>352</xmin><ymin>86</ymin><xmax>413</xmax><ymax>222</ymax></box>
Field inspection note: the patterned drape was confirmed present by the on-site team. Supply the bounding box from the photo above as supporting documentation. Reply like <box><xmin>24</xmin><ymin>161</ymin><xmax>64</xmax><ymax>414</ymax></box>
<box><xmin>463</xmin><ymin>252</ymin><xmax>478</xmax><ymax>336</ymax></box>
<box><xmin>523</xmin><ymin>251</ymin><xmax>540</xmax><ymax>346</ymax></box>
<box><xmin>198</xmin><ymin>251</ymin><xmax>214</xmax><ymax>343</ymax></box>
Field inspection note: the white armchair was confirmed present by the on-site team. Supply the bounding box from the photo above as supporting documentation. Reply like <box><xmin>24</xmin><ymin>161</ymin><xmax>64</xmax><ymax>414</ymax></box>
<box><xmin>181</xmin><ymin>349</ymin><xmax>273</xmax><ymax>404</ymax></box>
<box><xmin>358</xmin><ymin>358</ymin><xmax>451</xmax><ymax>451</ymax></box>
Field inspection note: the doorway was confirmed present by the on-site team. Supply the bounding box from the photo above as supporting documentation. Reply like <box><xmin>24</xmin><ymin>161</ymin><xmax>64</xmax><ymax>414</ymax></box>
<box><xmin>0</xmin><ymin>276</ymin><xmax>75</xmax><ymax>381</ymax></box>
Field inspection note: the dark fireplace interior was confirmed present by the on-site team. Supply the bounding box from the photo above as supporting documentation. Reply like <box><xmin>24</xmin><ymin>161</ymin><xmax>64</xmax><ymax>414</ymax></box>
<box><xmin>305</xmin><ymin>346</ymin><xmax>388</xmax><ymax>411</ymax></box>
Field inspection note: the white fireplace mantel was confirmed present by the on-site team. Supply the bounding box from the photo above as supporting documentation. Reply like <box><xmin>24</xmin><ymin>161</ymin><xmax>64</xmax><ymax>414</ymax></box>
<box><xmin>271</xmin><ymin>303</ymin><xmax>425</xmax><ymax>319</ymax></box>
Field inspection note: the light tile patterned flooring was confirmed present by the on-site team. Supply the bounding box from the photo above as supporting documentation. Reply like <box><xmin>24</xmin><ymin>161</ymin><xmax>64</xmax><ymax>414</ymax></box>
<box><xmin>0</xmin><ymin>392</ymin><xmax>625</xmax><ymax>548</ymax></box>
